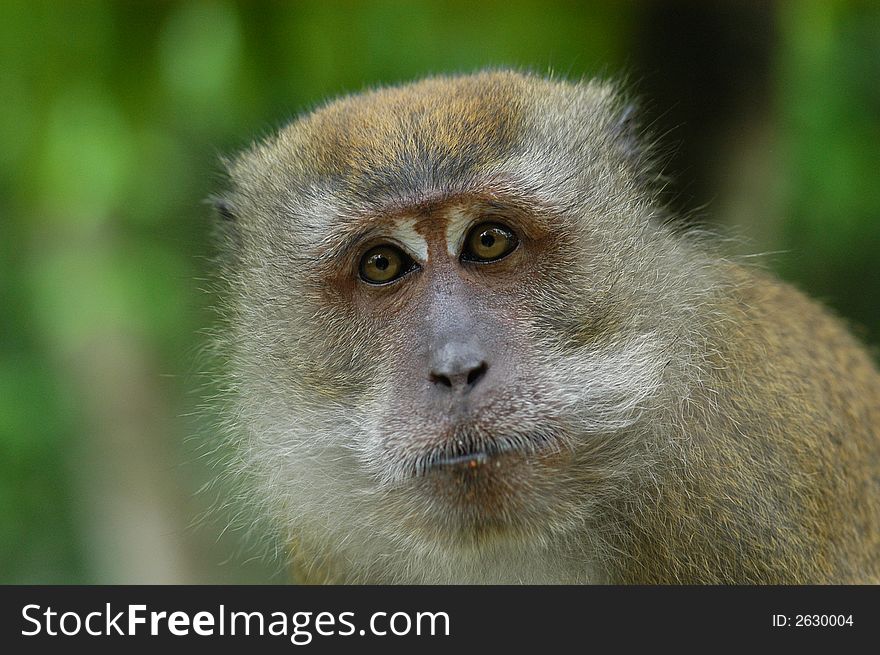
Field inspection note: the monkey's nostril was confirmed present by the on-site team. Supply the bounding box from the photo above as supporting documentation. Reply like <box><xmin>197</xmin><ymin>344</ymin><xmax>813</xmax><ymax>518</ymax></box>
<box><xmin>467</xmin><ymin>361</ymin><xmax>488</xmax><ymax>386</ymax></box>
<box><xmin>430</xmin><ymin>361</ymin><xmax>488</xmax><ymax>391</ymax></box>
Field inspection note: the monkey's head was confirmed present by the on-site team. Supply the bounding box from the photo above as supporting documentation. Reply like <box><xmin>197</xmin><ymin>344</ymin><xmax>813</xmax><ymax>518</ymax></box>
<box><xmin>215</xmin><ymin>71</ymin><xmax>712</xmax><ymax>580</ymax></box>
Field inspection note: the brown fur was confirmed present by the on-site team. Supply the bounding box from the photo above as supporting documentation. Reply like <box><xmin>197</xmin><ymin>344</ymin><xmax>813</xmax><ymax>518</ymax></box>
<box><xmin>602</xmin><ymin>266</ymin><xmax>880</xmax><ymax>583</ymax></box>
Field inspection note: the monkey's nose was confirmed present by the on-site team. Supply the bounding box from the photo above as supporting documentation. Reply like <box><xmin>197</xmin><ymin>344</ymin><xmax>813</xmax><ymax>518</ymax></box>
<box><xmin>430</xmin><ymin>361</ymin><xmax>488</xmax><ymax>391</ymax></box>
<box><xmin>429</xmin><ymin>344</ymin><xmax>489</xmax><ymax>393</ymax></box>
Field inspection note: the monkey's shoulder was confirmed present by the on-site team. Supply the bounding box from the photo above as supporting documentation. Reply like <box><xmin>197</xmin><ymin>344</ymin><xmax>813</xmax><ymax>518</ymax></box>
<box><xmin>709</xmin><ymin>262</ymin><xmax>880</xmax><ymax>448</ymax></box>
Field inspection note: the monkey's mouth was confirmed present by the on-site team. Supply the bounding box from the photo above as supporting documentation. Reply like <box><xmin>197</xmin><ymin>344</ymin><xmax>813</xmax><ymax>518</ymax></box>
<box><xmin>430</xmin><ymin>450</ymin><xmax>492</xmax><ymax>471</ymax></box>
<box><xmin>411</xmin><ymin>431</ymin><xmax>560</xmax><ymax>478</ymax></box>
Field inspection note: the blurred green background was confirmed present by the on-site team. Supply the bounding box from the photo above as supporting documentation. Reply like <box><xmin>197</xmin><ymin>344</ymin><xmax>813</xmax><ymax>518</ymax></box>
<box><xmin>1</xmin><ymin>1</ymin><xmax>878</xmax><ymax>583</ymax></box>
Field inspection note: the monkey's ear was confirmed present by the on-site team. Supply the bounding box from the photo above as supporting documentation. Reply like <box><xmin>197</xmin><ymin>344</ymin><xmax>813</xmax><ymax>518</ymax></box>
<box><xmin>207</xmin><ymin>194</ymin><xmax>243</xmax><ymax>259</ymax></box>
<box><xmin>207</xmin><ymin>195</ymin><xmax>237</xmax><ymax>222</ymax></box>
<box><xmin>611</xmin><ymin>102</ymin><xmax>645</xmax><ymax>163</ymax></box>
<box><xmin>611</xmin><ymin>101</ymin><xmax>663</xmax><ymax>191</ymax></box>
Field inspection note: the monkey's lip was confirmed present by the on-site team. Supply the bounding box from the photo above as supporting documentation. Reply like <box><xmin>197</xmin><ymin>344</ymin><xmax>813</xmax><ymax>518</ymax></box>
<box><xmin>406</xmin><ymin>427</ymin><xmax>563</xmax><ymax>478</ymax></box>
<box><xmin>419</xmin><ymin>436</ymin><xmax>552</xmax><ymax>475</ymax></box>
<box><xmin>430</xmin><ymin>451</ymin><xmax>492</xmax><ymax>471</ymax></box>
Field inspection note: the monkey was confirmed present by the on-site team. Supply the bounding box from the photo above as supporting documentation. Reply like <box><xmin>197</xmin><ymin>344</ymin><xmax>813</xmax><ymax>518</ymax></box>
<box><xmin>210</xmin><ymin>70</ymin><xmax>880</xmax><ymax>584</ymax></box>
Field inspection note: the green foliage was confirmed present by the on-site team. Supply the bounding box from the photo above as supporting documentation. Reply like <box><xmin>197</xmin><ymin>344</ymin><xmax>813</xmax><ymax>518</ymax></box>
<box><xmin>777</xmin><ymin>1</ymin><xmax>880</xmax><ymax>328</ymax></box>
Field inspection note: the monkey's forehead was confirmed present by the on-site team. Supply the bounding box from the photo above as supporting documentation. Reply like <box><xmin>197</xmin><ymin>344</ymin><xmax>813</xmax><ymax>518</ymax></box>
<box><xmin>226</xmin><ymin>70</ymin><xmax>624</xmax><ymax>208</ymax></box>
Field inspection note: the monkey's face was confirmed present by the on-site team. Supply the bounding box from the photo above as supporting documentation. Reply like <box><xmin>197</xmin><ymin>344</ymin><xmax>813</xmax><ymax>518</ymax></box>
<box><xmin>220</xmin><ymin>72</ymin><xmax>678</xmax><ymax>557</ymax></box>
<box><xmin>329</xmin><ymin>197</ymin><xmax>587</xmax><ymax>542</ymax></box>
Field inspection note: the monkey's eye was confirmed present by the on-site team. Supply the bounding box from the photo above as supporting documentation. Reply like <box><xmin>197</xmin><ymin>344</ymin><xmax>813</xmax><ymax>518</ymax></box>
<box><xmin>461</xmin><ymin>222</ymin><xmax>519</xmax><ymax>263</ymax></box>
<box><xmin>359</xmin><ymin>245</ymin><xmax>415</xmax><ymax>285</ymax></box>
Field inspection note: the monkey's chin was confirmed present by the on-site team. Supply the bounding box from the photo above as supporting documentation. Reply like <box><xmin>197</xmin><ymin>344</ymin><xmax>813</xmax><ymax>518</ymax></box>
<box><xmin>401</xmin><ymin>447</ymin><xmax>573</xmax><ymax>546</ymax></box>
